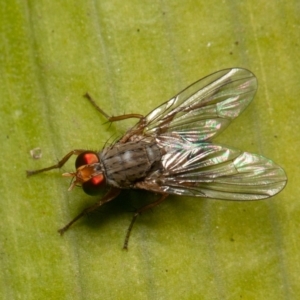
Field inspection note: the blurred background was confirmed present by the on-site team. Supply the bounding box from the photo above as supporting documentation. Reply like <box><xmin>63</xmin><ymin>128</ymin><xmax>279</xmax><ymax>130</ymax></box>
<box><xmin>0</xmin><ymin>1</ymin><xmax>299</xmax><ymax>299</ymax></box>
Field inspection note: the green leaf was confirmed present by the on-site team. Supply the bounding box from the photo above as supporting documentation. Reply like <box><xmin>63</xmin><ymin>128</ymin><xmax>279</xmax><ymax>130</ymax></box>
<box><xmin>0</xmin><ymin>1</ymin><xmax>298</xmax><ymax>299</ymax></box>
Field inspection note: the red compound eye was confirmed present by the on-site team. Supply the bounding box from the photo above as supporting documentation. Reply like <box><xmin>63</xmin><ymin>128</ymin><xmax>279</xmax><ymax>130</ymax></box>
<box><xmin>82</xmin><ymin>174</ymin><xmax>106</xmax><ymax>196</ymax></box>
<box><xmin>75</xmin><ymin>151</ymin><xmax>99</xmax><ymax>168</ymax></box>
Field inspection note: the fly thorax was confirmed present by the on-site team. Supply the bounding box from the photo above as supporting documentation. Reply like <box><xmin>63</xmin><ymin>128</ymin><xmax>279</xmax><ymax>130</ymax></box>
<box><xmin>99</xmin><ymin>141</ymin><xmax>162</xmax><ymax>188</ymax></box>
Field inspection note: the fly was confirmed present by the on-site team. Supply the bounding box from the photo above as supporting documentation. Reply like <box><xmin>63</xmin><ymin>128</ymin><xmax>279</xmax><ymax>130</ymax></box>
<box><xmin>27</xmin><ymin>68</ymin><xmax>287</xmax><ymax>249</ymax></box>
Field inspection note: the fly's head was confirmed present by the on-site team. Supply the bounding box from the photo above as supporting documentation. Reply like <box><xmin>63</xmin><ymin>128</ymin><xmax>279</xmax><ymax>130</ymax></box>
<box><xmin>63</xmin><ymin>151</ymin><xmax>105</xmax><ymax>196</ymax></box>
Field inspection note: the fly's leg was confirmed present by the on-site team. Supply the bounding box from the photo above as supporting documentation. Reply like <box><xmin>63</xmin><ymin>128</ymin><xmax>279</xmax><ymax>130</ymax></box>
<box><xmin>58</xmin><ymin>187</ymin><xmax>121</xmax><ymax>235</ymax></box>
<box><xmin>123</xmin><ymin>193</ymin><xmax>168</xmax><ymax>250</ymax></box>
<box><xmin>84</xmin><ymin>93</ymin><xmax>147</xmax><ymax>142</ymax></box>
<box><xmin>84</xmin><ymin>92</ymin><xmax>144</xmax><ymax>122</ymax></box>
<box><xmin>83</xmin><ymin>92</ymin><xmax>111</xmax><ymax>120</ymax></box>
<box><xmin>26</xmin><ymin>149</ymin><xmax>86</xmax><ymax>177</ymax></box>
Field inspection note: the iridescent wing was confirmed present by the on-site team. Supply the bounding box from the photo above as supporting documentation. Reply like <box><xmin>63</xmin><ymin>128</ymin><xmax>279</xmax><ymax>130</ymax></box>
<box><xmin>130</xmin><ymin>68</ymin><xmax>286</xmax><ymax>199</ymax></box>
<box><xmin>140</xmin><ymin>68</ymin><xmax>257</xmax><ymax>142</ymax></box>
<box><xmin>141</xmin><ymin>141</ymin><xmax>287</xmax><ymax>200</ymax></box>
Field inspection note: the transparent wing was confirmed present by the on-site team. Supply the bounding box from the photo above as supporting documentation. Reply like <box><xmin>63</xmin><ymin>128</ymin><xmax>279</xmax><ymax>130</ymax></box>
<box><xmin>142</xmin><ymin>68</ymin><xmax>257</xmax><ymax>142</ymax></box>
<box><xmin>144</xmin><ymin>141</ymin><xmax>287</xmax><ymax>200</ymax></box>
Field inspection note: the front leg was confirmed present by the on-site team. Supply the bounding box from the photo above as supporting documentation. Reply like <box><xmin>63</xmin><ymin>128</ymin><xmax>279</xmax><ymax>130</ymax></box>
<box><xmin>26</xmin><ymin>149</ymin><xmax>86</xmax><ymax>176</ymax></box>
<box><xmin>58</xmin><ymin>187</ymin><xmax>121</xmax><ymax>235</ymax></box>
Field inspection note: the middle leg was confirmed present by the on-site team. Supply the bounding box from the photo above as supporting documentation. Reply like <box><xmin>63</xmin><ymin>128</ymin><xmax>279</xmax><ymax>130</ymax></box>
<box><xmin>123</xmin><ymin>193</ymin><xmax>169</xmax><ymax>249</ymax></box>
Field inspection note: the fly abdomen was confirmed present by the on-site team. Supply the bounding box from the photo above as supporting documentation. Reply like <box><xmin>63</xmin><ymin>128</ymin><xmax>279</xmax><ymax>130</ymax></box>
<box><xmin>100</xmin><ymin>141</ymin><xmax>162</xmax><ymax>188</ymax></box>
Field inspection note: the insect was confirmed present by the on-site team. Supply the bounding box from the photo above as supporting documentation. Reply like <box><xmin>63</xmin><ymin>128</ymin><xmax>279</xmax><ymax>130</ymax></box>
<box><xmin>27</xmin><ymin>68</ymin><xmax>287</xmax><ymax>249</ymax></box>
